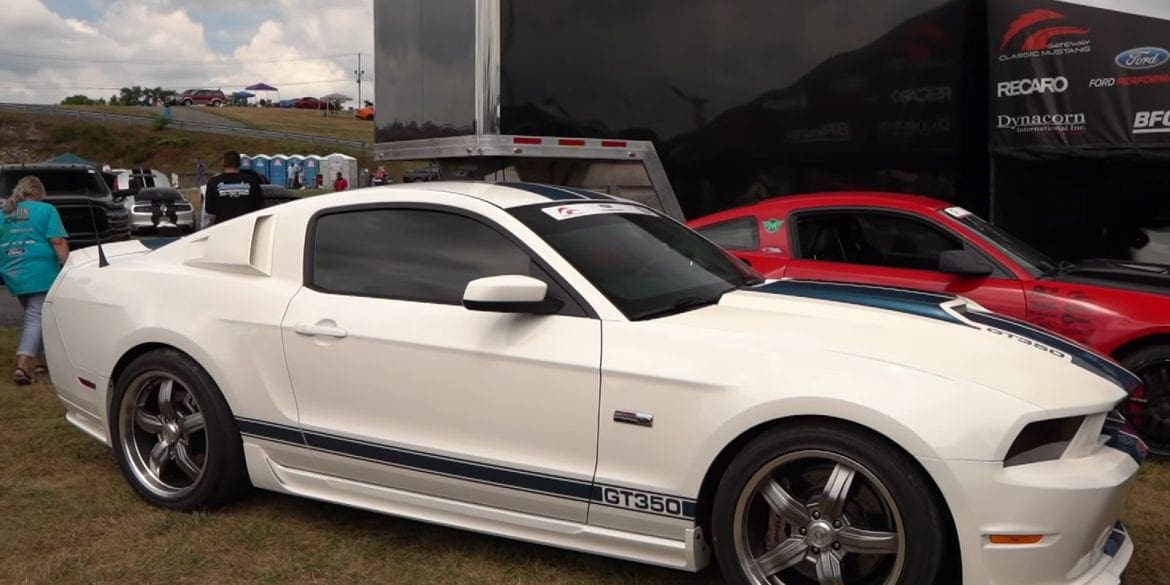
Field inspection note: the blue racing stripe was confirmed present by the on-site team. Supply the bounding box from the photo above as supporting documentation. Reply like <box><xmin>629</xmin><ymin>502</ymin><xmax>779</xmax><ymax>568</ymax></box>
<box><xmin>964</xmin><ymin>312</ymin><xmax>1142</xmax><ymax>392</ymax></box>
<box><xmin>238</xmin><ymin>418</ymin><xmax>697</xmax><ymax>518</ymax></box>
<box><xmin>755</xmin><ymin>280</ymin><xmax>965</xmax><ymax>325</ymax></box>
<box><xmin>498</xmin><ymin>182</ymin><xmax>590</xmax><ymax>201</ymax></box>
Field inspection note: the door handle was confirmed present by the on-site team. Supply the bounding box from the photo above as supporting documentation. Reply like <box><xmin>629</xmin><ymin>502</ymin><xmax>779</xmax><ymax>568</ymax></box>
<box><xmin>294</xmin><ymin>323</ymin><xmax>348</xmax><ymax>338</ymax></box>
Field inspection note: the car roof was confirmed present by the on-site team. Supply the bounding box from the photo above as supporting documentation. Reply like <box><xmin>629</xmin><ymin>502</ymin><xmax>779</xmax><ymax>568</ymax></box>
<box><xmin>275</xmin><ymin>182</ymin><xmax>627</xmax><ymax>213</ymax></box>
<box><xmin>688</xmin><ymin>191</ymin><xmax>956</xmax><ymax>225</ymax></box>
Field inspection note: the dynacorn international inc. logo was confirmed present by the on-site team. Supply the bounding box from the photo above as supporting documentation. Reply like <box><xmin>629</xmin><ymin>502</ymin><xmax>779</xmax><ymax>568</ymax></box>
<box><xmin>999</xmin><ymin>9</ymin><xmax>1091</xmax><ymax>62</ymax></box>
<box><xmin>997</xmin><ymin>112</ymin><xmax>1087</xmax><ymax>134</ymax></box>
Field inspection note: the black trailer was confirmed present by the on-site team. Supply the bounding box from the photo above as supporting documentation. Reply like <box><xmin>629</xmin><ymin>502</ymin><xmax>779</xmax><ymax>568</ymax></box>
<box><xmin>374</xmin><ymin>0</ymin><xmax>1170</xmax><ymax>262</ymax></box>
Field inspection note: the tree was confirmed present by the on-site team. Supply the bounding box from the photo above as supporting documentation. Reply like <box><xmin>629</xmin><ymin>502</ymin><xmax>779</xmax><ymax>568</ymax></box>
<box><xmin>60</xmin><ymin>94</ymin><xmax>97</xmax><ymax>106</ymax></box>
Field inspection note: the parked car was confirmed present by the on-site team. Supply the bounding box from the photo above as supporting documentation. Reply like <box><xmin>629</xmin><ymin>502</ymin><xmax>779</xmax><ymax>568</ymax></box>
<box><xmin>44</xmin><ymin>183</ymin><xmax>1143</xmax><ymax>585</ymax></box>
<box><xmin>689</xmin><ymin>192</ymin><xmax>1170</xmax><ymax>455</ymax></box>
<box><xmin>0</xmin><ymin>164</ymin><xmax>131</xmax><ymax>249</ymax></box>
<box><xmin>355</xmin><ymin>105</ymin><xmax>375</xmax><ymax>120</ymax></box>
<box><xmin>114</xmin><ymin>187</ymin><xmax>195</xmax><ymax>235</ymax></box>
<box><xmin>173</xmin><ymin>89</ymin><xmax>226</xmax><ymax>107</ymax></box>
<box><xmin>112</xmin><ymin>168</ymin><xmax>170</xmax><ymax>191</ymax></box>
<box><xmin>402</xmin><ymin>164</ymin><xmax>441</xmax><ymax>183</ymax></box>
<box><xmin>293</xmin><ymin>97</ymin><xmax>326</xmax><ymax>110</ymax></box>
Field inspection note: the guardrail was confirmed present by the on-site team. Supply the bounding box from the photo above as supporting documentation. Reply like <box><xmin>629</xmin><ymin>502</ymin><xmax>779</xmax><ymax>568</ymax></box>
<box><xmin>0</xmin><ymin>103</ymin><xmax>369</xmax><ymax>151</ymax></box>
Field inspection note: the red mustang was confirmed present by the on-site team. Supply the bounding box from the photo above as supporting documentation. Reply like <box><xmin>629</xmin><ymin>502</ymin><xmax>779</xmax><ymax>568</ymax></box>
<box><xmin>689</xmin><ymin>192</ymin><xmax>1170</xmax><ymax>454</ymax></box>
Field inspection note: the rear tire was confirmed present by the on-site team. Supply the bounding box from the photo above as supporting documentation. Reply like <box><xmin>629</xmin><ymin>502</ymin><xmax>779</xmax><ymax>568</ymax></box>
<box><xmin>109</xmin><ymin>349</ymin><xmax>250</xmax><ymax>510</ymax></box>
<box><xmin>1119</xmin><ymin>343</ymin><xmax>1170</xmax><ymax>457</ymax></box>
<box><xmin>710</xmin><ymin>422</ymin><xmax>945</xmax><ymax>585</ymax></box>
<box><xmin>182</xmin><ymin>98</ymin><xmax>192</xmax><ymax>106</ymax></box>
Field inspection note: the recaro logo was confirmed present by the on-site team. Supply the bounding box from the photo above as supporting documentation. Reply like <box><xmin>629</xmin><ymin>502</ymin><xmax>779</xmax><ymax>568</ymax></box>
<box><xmin>999</xmin><ymin>9</ymin><xmax>1091</xmax><ymax>61</ymax></box>
<box><xmin>1115</xmin><ymin>47</ymin><xmax>1170</xmax><ymax>71</ymax></box>
<box><xmin>1133</xmin><ymin>111</ymin><xmax>1170</xmax><ymax>134</ymax></box>
<box><xmin>891</xmin><ymin>86</ymin><xmax>952</xmax><ymax>103</ymax></box>
<box><xmin>997</xmin><ymin>77</ymin><xmax>1069</xmax><ymax>97</ymax></box>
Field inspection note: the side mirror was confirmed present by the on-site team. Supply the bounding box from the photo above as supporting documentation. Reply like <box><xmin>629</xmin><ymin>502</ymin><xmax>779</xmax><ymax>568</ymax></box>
<box><xmin>463</xmin><ymin>275</ymin><xmax>563</xmax><ymax>315</ymax></box>
<box><xmin>939</xmin><ymin>249</ymin><xmax>993</xmax><ymax>277</ymax></box>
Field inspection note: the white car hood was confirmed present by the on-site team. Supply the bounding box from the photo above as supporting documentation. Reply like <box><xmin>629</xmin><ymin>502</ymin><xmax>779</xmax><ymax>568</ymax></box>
<box><xmin>665</xmin><ymin>281</ymin><xmax>1136</xmax><ymax>414</ymax></box>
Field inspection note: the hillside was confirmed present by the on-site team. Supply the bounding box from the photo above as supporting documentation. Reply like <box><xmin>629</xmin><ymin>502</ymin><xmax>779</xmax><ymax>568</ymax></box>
<box><xmin>0</xmin><ymin>112</ymin><xmax>406</xmax><ymax>184</ymax></box>
<box><xmin>62</xmin><ymin>105</ymin><xmax>375</xmax><ymax>146</ymax></box>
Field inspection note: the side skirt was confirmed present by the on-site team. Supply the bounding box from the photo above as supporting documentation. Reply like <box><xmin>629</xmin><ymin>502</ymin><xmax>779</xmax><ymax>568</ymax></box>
<box><xmin>242</xmin><ymin>442</ymin><xmax>709</xmax><ymax>571</ymax></box>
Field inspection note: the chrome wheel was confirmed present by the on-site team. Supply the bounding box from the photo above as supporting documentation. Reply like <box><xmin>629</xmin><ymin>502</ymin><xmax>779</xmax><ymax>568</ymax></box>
<box><xmin>733</xmin><ymin>450</ymin><xmax>905</xmax><ymax>585</ymax></box>
<box><xmin>118</xmin><ymin>371</ymin><xmax>207</xmax><ymax>499</ymax></box>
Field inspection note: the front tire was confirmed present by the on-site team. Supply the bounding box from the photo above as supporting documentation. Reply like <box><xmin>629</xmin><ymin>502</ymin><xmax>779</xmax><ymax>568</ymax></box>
<box><xmin>109</xmin><ymin>349</ymin><xmax>250</xmax><ymax>510</ymax></box>
<box><xmin>1119</xmin><ymin>343</ymin><xmax>1170</xmax><ymax>457</ymax></box>
<box><xmin>711</xmin><ymin>422</ymin><xmax>945</xmax><ymax>585</ymax></box>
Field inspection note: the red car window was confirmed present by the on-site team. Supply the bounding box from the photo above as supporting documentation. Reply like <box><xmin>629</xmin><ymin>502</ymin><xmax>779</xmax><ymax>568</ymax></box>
<box><xmin>695</xmin><ymin>216</ymin><xmax>759</xmax><ymax>251</ymax></box>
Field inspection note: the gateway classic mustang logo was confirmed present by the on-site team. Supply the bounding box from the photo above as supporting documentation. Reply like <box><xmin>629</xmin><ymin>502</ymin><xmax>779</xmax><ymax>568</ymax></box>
<box><xmin>999</xmin><ymin>9</ymin><xmax>1091</xmax><ymax>61</ymax></box>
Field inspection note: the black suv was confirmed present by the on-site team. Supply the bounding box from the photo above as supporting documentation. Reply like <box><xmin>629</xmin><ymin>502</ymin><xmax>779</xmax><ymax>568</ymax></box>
<box><xmin>0</xmin><ymin>164</ymin><xmax>132</xmax><ymax>249</ymax></box>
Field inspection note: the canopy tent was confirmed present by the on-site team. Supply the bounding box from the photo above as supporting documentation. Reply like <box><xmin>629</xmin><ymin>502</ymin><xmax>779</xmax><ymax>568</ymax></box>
<box><xmin>320</xmin><ymin>93</ymin><xmax>352</xmax><ymax>102</ymax></box>
<box><xmin>44</xmin><ymin>152</ymin><xmax>98</xmax><ymax>167</ymax></box>
<box><xmin>245</xmin><ymin>82</ymin><xmax>279</xmax><ymax>104</ymax></box>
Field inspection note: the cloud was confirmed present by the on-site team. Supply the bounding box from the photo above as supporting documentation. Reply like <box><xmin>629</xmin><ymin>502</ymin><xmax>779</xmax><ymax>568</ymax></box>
<box><xmin>0</xmin><ymin>0</ymin><xmax>373</xmax><ymax>104</ymax></box>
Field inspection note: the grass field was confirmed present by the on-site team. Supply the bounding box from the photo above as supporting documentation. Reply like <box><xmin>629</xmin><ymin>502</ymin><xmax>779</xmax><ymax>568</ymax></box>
<box><xmin>0</xmin><ymin>325</ymin><xmax>1166</xmax><ymax>584</ymax></box>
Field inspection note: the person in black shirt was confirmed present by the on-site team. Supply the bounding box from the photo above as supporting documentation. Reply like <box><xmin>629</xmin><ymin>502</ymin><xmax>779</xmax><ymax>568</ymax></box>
<box><xmin>203</xmin><ymin>150</ymin><xmax>265</xmax><ymax>226</ymax></box>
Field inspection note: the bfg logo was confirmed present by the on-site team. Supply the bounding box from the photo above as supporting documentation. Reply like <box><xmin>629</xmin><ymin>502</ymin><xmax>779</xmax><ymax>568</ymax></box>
<box><xmin>996</xmin><ymin>77</ymin><xmax>1068</xmax><ymax>97</ymax></box>
<box><xmin>600</xmin><ymin>487</ymin><xmax>686</xmax><ymax>517</ymax></box>
<box><xmin>1115</xmin><ymin>47</ymin><xmax>1170</xmax><ymax>71</ymax></box>
<box><xmin>1133</xmin><ymin>111</ymin><xmax>1170</xmax><ymax>135</ymax></box>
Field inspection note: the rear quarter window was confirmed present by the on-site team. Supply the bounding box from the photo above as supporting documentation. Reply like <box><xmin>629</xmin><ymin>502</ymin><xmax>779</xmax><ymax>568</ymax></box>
<box><xmin>696</xmin><ymin>217</ymin><xmax>760</xmax><ymax>251</ymax></box>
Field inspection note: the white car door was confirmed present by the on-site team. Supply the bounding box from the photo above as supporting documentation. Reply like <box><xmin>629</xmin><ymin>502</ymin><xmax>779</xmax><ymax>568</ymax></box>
<box><xmin>280</xmin><ymin>205</ymin><xmax>602</xmax><ymax>523</ymax></box>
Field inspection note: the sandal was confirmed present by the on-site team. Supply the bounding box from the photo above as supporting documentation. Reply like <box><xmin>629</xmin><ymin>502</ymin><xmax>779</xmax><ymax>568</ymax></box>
<box><xmin>34</xmin><ymin>365</ymin><xmax>48</xmax><ymax>377</ymax></box>
<box><xmin>13</xmin><ymin>367</ymin><xmax>33</xmax><ymax>386</ymax></box>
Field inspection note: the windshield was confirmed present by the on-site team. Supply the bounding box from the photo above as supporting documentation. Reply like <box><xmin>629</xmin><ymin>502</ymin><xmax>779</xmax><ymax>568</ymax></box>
<box><xmin>0</xmin><ymin>169</ymin><xmax>110</xmax><ymax>197</ymax></box>
<box><xmin>512</xmin><ymin>202</ymin><xmax>764</xmax><ymax>320</ymax></box>
<box><xmin>940</xmin><ymin>207</ymin><xmax>1057</xmax><ymax>276</ymax></box>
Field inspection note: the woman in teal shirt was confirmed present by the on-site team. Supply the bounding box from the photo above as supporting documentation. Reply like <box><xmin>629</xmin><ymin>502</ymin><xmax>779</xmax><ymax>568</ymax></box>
<box><xmin>0</xmin><ymin>176</ymin><xmax>69</xmax><ymax>384</ymax></box>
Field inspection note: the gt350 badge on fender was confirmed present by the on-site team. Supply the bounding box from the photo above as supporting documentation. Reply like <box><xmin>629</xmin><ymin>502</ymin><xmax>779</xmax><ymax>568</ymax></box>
<box><xmin>599</xmin><ymin>486</ymin><xmax>687</xmax><ymax>517</ymax></box>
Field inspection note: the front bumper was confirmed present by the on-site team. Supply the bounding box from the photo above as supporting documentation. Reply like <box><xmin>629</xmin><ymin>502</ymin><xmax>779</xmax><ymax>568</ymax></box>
<box><xmin>922</xmin><ymin>441</ymin><xmax>1139</xmax><ymax>585</ymax></box>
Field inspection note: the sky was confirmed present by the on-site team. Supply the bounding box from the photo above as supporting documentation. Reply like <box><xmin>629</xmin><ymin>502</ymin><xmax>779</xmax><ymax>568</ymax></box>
<box><xmin>0</xmin><ymin>0</ymin><xmax>374</xmax><ymax>105</ymax></box>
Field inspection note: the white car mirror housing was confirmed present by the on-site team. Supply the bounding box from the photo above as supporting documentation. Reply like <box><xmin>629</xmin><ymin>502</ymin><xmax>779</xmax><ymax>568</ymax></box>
<box><xmin>463</xmin><ymin>275</ymin><xmax>562</xmax><ymax>315</ymax></box>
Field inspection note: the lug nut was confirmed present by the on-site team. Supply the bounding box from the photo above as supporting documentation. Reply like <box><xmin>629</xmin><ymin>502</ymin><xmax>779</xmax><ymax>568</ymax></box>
<box><xmin>810</xmin><ymin>546</ymin><xmax>820</xmax><ymax>555</ymax></box>
<box><xmin>799</xmin><ymin>527</ymin><xmax>807</xmax><ymax>535</ymax></box>
<box><xmin>832</xmin><ymin>542</ymin><xmax>841</xmax><ymax>551</ymax></box>
<box><xmin>812</xmin><ymin>511</ymin><xmax>821</xmax><ymax>519</ymax></box>
<box><xmin>833</xmin><ymin>521</ymin><xmax>842</xmax><ymax>529</ymax></box>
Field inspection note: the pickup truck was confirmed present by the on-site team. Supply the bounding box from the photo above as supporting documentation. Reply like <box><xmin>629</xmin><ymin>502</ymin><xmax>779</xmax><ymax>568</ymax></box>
<box><xmin>0</xmin><ymin>164</ymin><xmax>132</xmax><ymax>249</ymax></box>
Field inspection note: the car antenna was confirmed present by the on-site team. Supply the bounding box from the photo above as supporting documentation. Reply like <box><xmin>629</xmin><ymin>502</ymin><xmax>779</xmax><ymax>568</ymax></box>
<box><xmin>86</xmin><ymin>187</ymin><xmax>110</xmax><ymax>268</ymax></box>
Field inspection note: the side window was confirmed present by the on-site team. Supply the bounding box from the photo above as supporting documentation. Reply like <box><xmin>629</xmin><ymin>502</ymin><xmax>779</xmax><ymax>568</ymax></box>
<box><xmin>795</xmin><ymin>211</ymin><xmax>962</xmax><ymax>271</ymax></box>
<box><xmin>696</xmin><ymin>217</ymin><xmax>760</xmax><ymax>251</ymax></box>
<box><xmin>311</xmin><ymin>208</ymin><xmax>586</xmax><ymax>316</ymax></box>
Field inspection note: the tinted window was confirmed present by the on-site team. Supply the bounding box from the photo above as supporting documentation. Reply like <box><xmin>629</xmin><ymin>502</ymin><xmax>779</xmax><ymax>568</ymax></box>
<box><xmin>0</xmin><ymin>169</ymin><xmax>109</xmax><ymax>197</ymax></box>
<box><xmin>795</xmin><ymin>211</ymin><xmax>961</xmax><ymax>271</ymax></box>
<box><xmin>311</xmin><ymin>208</ymin><xmax>584</xmax><ymax>315</ymax></box>
<box><xmin>697</xmin><ymin>217</ymin><xmax>759</xmax><ymax>251</ymax></box>
<box><xmin>511</xmin><ymin>204</ymin><xmax>763</xmax><ymax>320</ymax></box>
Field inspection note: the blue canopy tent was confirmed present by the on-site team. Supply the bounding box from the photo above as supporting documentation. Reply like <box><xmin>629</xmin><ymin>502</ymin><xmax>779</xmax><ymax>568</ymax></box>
<box><xmin>44</xmin><ymin>152</ymin><xmax>98</xmax><ymax>167</ymax></box>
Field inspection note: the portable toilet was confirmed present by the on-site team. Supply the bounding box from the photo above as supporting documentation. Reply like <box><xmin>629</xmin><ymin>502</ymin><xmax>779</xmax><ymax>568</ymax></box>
<box><xmin>251</xmin><ymin>155</ymin><xmax>271</xmax><ymax>183</ymax></box>
<box><xmin>325</xmin><ymin>153</ymin><xmax>358</xmax><ymax>188</ymax></box>
<box><xmin>240</xmin><ymin>154</ymin><xmax>252</xmax><ymax>170</ymax></box>
<box><xmin>304</xmin><ymin>155</ymin><xmax>322</xmax><ymax>189</ymax></box>
<box><xmin>270</xmin><ymin>155</ymin><xmax>289</xmax><ymax>189</ymax></box>
<box><xmin>289</xmin><ymin>155</ymin><xmax>306</xmax><ymax>188</ymax></box>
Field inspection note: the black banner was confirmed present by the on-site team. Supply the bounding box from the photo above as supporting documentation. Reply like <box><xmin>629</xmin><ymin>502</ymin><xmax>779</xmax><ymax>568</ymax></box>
<box><xmin>990</xmin><ymin>0</ymin><xmax>1170</xmax><ymax>159</ymax></box>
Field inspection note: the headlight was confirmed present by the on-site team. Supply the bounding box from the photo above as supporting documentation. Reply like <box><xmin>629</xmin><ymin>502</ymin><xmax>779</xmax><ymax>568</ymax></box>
<box><xmin>1003</xmin><ymin>416</ymin><xmax>1085</xmax><ymax>467</ymax></box>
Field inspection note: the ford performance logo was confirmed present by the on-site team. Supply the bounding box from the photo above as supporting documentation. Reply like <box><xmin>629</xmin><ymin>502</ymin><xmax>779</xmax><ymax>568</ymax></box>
<box><xmin>1116</xmin><ymin>47</ymin><xmax>1170</xmax><ymax>70</ymax></box>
